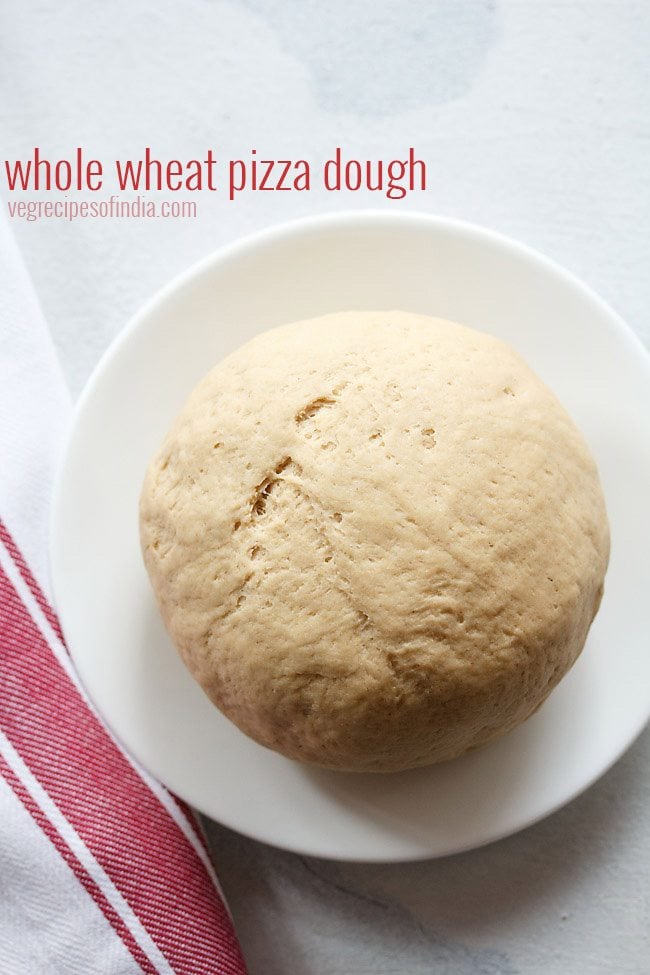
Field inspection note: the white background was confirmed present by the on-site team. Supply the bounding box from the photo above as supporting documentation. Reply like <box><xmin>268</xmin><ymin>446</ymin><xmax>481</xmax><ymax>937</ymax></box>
<box><xmin>1</xmin><ymin>2</ymin><xmax>648</xmax><ymax>972</ymax></box>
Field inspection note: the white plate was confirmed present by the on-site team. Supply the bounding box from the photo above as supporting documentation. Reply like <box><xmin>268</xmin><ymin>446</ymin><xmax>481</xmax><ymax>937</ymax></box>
<box><xmin>50</xmin><ymin>212</ymin><xmax>650</xmax><ymax>862</ymax></box>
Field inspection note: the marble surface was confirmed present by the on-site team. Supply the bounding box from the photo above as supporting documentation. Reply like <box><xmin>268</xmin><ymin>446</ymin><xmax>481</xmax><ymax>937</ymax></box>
<box><xmin>2</xmin><ymin>1</ymin><xmax>648</xmax><ymax>971</ymax></box>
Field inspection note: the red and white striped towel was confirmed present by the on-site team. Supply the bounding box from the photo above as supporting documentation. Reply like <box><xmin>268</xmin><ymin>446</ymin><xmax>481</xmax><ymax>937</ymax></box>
<box><xmin>0</xmin><ymin>214</ymin><xmax>248</xmax><ymax>975</ymax></box>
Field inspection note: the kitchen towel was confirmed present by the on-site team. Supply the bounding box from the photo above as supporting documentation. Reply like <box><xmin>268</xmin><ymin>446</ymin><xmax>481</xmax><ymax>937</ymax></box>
<box><xmin>0</xmin><ymin>211</ymin><xmax>248</xmax><ymax>975</ymax></box>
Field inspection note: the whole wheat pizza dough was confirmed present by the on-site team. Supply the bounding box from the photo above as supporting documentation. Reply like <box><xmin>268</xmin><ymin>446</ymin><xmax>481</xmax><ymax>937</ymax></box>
<box><xmin>139</xmin><ymin>311</ymin><xmax>609</xmax><ymax>772</ymax></box>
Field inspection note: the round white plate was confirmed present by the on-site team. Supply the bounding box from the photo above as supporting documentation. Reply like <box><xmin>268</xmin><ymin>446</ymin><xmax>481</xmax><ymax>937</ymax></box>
<box><xmin>51</xmin><ymin>212</ymin><xmax>650</xmax><ymax>862</ymax></box>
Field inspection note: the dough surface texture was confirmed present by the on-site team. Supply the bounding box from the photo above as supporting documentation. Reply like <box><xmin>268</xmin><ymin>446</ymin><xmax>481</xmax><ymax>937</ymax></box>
<box><xmin>140</xmin><ymin>311</ymin><xmax>609</xmax><ymax>772</ymax></box>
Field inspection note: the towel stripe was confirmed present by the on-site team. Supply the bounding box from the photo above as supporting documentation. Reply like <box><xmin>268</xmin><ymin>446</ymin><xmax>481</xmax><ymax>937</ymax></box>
<box><xmin>0</xmin><ymin>550</ymin><xmax>247</xmax><ymax>974</ymax></box>
<box><xmin>0</xmin><ymin>515</ymin><xmax>234</xmax><ymax>921</ymax></box>
<box><xmin>0</xmin><ymin>748</ymin><xmax>159</xmax><ymax>975</ymax></box>
<box><xmin>0</xmin><ymin>518</ymin><xmax>65</xmax><ymax>644</ymax></box>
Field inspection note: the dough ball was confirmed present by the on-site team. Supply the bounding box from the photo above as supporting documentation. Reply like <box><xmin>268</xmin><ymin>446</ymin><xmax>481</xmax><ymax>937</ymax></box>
<box><xmin>140</xmin><ymin>311</ymin><xmax>609</xmax><ymax>772</ymax></box>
